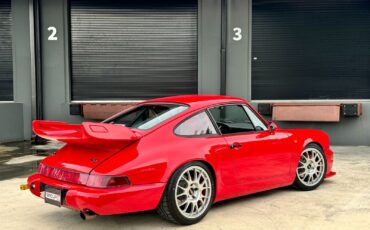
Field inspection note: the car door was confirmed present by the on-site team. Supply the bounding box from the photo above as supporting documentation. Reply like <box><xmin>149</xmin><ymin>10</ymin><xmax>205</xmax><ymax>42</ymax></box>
<box><xmin>173</xmin><ymin>111</ymin><xmax>240</xmax><ymax>197</ymax></box>
<box><xmin>208</xmin><ymin>104</ymin><xmax>292</xmax><ymax>185</ymax></box>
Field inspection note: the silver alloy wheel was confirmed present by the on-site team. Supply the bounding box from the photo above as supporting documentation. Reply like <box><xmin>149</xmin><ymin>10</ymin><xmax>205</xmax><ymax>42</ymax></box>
<box><xmin>296</xmin><ymin>148</ymin><xmax>326</xmax><ymax>187</ymax></box>
<box><xmin>175</xmin><ymin>166</ymin><xmax>212</xmax><ymax>219</ymax></box>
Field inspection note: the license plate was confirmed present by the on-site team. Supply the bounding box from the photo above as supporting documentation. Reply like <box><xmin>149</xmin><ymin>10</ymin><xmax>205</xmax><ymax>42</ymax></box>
<box><xmin>44</xmin><ymin>186</ymin><xmax>62</xmax><ymax>207</ymax></box>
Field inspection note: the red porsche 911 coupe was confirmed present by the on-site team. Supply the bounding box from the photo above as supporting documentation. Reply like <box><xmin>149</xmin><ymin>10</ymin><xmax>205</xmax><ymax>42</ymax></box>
<box><xmin>26</xmin><ymin>95</ymin><xmax>335</xmax><ymax>225</ymax></box>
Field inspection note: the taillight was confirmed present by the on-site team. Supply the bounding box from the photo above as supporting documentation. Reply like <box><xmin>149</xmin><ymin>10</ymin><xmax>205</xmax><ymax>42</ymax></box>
<box><xmin>37</xmin><ymin>163</ymin><xmax>89</xmax><ymax>185</ymax></box>
<box><xmin>37</xmin><ymin>163</ymin><xmax>130</xmax><ymax>188</ymax></box>
<box><xmin>86</xmin><ymin>175</ymin><xmax>131</xmax><ymax>188</ymax></box>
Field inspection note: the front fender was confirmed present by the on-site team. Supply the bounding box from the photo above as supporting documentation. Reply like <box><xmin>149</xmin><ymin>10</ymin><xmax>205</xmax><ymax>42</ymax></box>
<box><xmin>285</xmin><ymin>128</ymin><xmax>334</xmax><ymax>179</ymax></box>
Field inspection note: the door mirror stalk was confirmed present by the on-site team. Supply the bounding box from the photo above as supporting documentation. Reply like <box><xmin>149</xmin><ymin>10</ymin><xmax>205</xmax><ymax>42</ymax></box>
<box><xmin>268</xmin><ymin>121</ymin><xmax>278</xmax><ymax>133</ymax></box>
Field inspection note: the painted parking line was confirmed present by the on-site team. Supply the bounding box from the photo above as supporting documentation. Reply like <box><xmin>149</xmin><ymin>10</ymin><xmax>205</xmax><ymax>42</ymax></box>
<box><xmin>5</xmin><ymin>155</ymin><xmax>46</xmax><ymax>165</ymax></box>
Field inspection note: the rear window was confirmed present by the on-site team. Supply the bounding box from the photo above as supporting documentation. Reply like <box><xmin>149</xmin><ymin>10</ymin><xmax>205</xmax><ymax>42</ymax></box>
<box><xmin>104</xmin><ymin>104</ymin><xmax>188</xmax><ymax>130</ymax></box>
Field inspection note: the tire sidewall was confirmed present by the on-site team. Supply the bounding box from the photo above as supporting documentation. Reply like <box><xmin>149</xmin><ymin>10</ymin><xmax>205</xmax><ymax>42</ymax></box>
<box><xmin>294</xmin><ymin>143</ymin><xmax>327</xmax><ymax>191</ymax></box>
<box><xmin>166</xmin><ymin>161</ymin><xmax>215</xmax><ymax>225</ymax></box>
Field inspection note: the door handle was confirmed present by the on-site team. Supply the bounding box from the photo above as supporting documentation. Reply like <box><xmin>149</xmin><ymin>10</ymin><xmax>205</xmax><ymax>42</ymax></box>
<box><xmin>230</xmin><ymin>142</ymin><xmax>242</xmax><ymax>149</ymax></box>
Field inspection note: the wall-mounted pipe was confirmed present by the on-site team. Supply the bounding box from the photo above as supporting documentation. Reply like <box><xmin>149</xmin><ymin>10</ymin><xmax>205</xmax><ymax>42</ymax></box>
<box><xmin>30</xmin><ymin>0</ymin><xmax>44</xmax><ymax>144</ymax></box>
<box><xmin>30</xmin><ymin>0</ymin><xmax>43</xmax><ymax>121</ymax></box>
<box><xmin>220</xmin><ymin>0</ymin><xmax>228</xmax><ymax>95</ymax></box>
<box><xmin>34</xmin><ymin>0</ymin><xmax>43</xmax><ymax>120</ymax></box>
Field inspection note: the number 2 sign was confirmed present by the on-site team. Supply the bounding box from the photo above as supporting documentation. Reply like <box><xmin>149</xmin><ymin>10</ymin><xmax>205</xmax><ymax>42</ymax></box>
<box><xmin>48</xmin><ymin>26</ymin><xmax>58</xmax><ymax>41</ymax></box>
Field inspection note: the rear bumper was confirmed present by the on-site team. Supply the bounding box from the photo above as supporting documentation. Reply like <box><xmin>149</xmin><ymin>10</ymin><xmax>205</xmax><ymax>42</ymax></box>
<box><xmin>27</xmin><ymin>174</ymin><xmax>166</xmax><ymax>215</ymax></box>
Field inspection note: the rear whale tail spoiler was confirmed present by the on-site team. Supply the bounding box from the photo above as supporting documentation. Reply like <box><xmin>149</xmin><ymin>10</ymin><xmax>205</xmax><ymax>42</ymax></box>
<box><xmin>32</xmin><ymin>120</ymin><xmax>141</xmax><ymax>145</ymax></box>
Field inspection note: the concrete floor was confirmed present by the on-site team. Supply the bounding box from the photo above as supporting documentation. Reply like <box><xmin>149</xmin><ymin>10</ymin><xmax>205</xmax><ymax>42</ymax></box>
<box><xmin>0</xmin><ymin>143</ymin><xmax>369</xmax><ymax>229</ymax></box>
<box><xmin>0</xmin><ymin>141</ymin><xmax>62</xmax><ymax>180</ymax></box>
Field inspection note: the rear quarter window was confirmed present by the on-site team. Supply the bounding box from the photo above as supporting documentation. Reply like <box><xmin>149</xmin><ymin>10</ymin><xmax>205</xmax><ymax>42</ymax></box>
<box><xmin>105</xmin><ymin>104</ymin><xmax>188</xmax><ymax>130</ymax></box>
<box><xmin>174</xmin><ymin>111</ymin><xmax>217</xmax><ymax>136</ymax></box>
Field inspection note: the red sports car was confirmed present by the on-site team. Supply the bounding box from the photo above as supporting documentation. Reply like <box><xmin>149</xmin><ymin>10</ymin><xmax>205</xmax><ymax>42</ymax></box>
<box><xmin>27</xmin><ymin>95</ymin><xmax>335</xmax><ymax>225</ymax></box>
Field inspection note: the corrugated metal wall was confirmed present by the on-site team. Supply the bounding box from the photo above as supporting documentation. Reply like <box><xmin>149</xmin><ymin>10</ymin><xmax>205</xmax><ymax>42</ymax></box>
<box><xmin>252</xmin><ymin>0</ymin><xmax>370</xmax><ymax>100</ymax></box>
<box><xmin>0</xmin><ymin>0</ymin><xmax>13</xmax><ymax>101</ymax></box>
<box><xmin>70</xmin><ymin>0</ymin><xmax>198</xmax><ymax>101</ymax></box>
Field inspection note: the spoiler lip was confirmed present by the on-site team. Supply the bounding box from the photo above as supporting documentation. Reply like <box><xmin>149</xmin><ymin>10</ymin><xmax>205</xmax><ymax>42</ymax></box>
<box><xmin>32</xmin><ymin>120</ymin><xmax>141</xmax><ymax>145</ymax></box>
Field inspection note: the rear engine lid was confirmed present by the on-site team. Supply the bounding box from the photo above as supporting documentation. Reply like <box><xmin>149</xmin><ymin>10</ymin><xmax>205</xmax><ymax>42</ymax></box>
<box><xmin>41</xmin><ymin>144</ymin><xmax>126</xmax><ymax>174</ymax></box>
<box><xmin>33</xmin><ymin>120</ymin><xmax>142</xmax><ymax>173</ymax></box>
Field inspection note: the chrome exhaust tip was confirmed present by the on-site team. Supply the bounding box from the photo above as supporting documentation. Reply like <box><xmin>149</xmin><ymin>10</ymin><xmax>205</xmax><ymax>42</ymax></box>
<box><xmin>80</xmin><ymin>211</ymin><xmax>96</xmax><ymax>220</ymax></box>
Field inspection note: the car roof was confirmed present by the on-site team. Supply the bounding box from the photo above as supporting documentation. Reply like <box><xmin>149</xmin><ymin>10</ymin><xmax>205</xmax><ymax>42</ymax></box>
<box><xmin>144</xmin><ymin>95</ymin><xmax>246</xmax><ymax>107</ymax></box>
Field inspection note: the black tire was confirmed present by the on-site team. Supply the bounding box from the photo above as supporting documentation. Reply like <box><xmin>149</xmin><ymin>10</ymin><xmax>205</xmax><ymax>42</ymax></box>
<box><xmin>156</xmin><ymin>161</ymin><xmax>215</xmax><ymax>225</ymax></box>
<box><xmin>293</xmin><ymin>143</ymin><xmax>327</xmax><ymax>191</ymax></box>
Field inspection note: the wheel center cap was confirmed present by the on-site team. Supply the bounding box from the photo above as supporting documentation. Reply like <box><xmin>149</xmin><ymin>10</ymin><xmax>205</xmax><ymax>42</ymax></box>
<box><xmin>306</xmin><ymin>160</ymin><xmax>316</xmax><ymax>173</ymax></box>
<box><xmin>189</xmin><ymin>184</ymin><xmax>200</xmax><ymax>200</ymax></box>
<box><xmin>308</xmin><ymin>163</ymin><xmax>316</xmax><ymax>173</ymax></box>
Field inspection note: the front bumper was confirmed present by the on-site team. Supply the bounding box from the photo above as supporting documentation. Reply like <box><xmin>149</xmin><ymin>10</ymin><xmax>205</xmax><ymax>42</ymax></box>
<box><xmin>325</xmin><ymin>148</ymin><xmax>336</xmax><ymax>178</ymax></box>
<box><xmin>27</xmin><ymin>174</ymin><xmax>166</xmax><ymax>215</ymax></box>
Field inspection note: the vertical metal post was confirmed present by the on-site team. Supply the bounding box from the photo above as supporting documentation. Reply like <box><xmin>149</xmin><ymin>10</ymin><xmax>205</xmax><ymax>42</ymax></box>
<box><xmin>29</xmin><ymin>0</ymin><xmax>36</xmax><ymax>121</ymax></box>
<box><xmin>34</xmin><ymin>0</ymin><xmax>43</xmax><ymax>120</ymax></box>
<box><xmin>30</xmin><ymin>0</ymin><xmax>45</xmax><ymax>144</ymax></box>
<box><xmin>220</xmin><ymin>0</ymin><xmax>228</xmax><ymax>95</ymax></box>
<box><xmin>30</xmin><ymin>0</ymin><xmax>43</xmax><ymax>121</ymax></box>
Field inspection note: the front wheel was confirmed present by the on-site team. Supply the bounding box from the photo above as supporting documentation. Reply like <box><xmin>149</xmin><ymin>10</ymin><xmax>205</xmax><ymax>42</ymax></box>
<box><xmin>156</xmin><ymin>162</ymin><xmax>215</xmax><ymax>225</ymax></box>
<box><xmin>293</xmin><ymin>143</ymin><xmax>327</xmax><ymax>191</ymax></box>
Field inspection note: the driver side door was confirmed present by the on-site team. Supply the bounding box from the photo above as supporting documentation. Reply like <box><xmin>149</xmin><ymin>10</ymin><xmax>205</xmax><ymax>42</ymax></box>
<box><xmin>208</xmin><ymin>104</ymin><xmax>292</xmax><ymax>185</ymax></box>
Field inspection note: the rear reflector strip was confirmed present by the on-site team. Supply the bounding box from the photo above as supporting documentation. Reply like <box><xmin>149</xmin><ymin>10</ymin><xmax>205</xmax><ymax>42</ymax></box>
<box><xmin>38</xmin><ymin>163</ymin><xmax>89</xmax><ymax>185</ymax></box>
<box><xmin>37</xmin><ymin>163</ymin><xmax>131</xmax><ymax>188</ymax></box>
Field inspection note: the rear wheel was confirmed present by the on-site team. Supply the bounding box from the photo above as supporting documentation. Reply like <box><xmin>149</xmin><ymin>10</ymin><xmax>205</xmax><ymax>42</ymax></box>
<box><xmin>157</xmin><ymin>162</ymin><xmax>215</xmax><ymax>225</ymax></box>
<box><xmin>293</xmin><ymin>143</ymin><xmax>327</xmax><ymax>191</ymax></box>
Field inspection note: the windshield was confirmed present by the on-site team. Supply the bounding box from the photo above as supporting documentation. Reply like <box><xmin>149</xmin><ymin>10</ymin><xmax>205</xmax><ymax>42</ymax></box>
<box><xmin>104</xmin><ymin>104</ymin><xmax>188</xmax><ymax>130</ymax></box>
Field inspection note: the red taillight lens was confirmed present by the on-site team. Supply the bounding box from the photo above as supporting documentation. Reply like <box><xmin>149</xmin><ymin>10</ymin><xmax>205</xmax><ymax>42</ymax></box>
<box><xmin>86</xmin><ymin>175</ymin><xmax>131</xmax><ymax>188</ymax></box>
<box><xmin>37</xmin><ymin>163</ymin><xmax>130</xmax><ymax>188</ymax></box>
<box><xmin>37</xmin><ymin>163</ymin><xmax>89</xmax><ymax>185</ymax></box>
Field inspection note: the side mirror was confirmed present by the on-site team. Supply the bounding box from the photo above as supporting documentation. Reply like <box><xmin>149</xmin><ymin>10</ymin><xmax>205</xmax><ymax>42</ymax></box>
<box><xmin>268</xmin><ymin>121</ymin><xmax>278</xmax><ymax>132</ymax></box>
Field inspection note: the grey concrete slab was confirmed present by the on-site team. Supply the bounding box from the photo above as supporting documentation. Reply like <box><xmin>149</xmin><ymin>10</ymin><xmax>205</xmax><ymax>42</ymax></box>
<box><xmin>0</xmin><ymin>141</ymin><xmax>62</xmax><ymax>180</ymax></box>
<box><xmin>0</xmin><ymin>103</ymin><xmax>24</xmax><ymax>143</ymax></box>
<box><xmin>0</xmin><ymin>145</ymin><xmax>369</xmax><ymax>229</ymax></box>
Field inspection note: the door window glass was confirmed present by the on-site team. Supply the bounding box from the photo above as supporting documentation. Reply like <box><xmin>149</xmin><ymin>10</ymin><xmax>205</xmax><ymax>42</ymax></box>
<box><xmin>208</xmin><ymin>105</ymin><xmax>255</xmax><ymax>134</ymax></box>
<box><xmin>243</xmin><ymin>105</ymin><xmax>268</xmax><ymax>131</ymax></box>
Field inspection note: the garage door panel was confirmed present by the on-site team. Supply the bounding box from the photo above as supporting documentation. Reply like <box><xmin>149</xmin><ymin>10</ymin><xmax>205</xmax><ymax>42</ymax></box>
<box><xmin>252</xmin><ymin>0</ymin><xmax>370</xmax><ymax>100</ymax></box>
<box><xmin>70</xmin><ymin>0</ymin><xmax>198</xmax><ymax>100</ymax></box>
<box><xmin>0</xmin><ymin>0</ymin><xmax>13</xmax><ymax>101</ymax></box>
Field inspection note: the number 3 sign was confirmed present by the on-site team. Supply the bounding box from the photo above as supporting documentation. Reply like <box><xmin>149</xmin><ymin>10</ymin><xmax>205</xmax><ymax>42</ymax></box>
<box><xmin>233</xmin><ymin>27</ymin><xmax>242</xmax><ymax>41</ymax></box>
